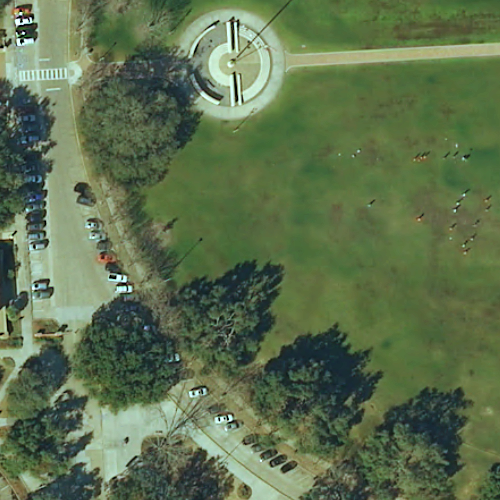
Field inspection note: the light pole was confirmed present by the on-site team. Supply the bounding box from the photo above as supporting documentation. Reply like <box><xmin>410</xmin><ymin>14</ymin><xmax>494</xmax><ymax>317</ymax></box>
<box><xmin>167</xmin><ymin>237</ymin><xmax>203</xmax><ymax>277</ymax></box>
<box><xmin>232</xmin><ymin>107</ymin><xmax>257</xmax><ymax>133</ymax></box>
<box><xmin>232</xmin><ymin>0</ymin><xmax>295</xmax><ymax>63</ymax></box>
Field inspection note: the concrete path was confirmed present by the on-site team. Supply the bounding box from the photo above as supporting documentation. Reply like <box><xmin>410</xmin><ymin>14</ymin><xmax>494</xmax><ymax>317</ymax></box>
<box><xmin>285</xmin><ymin>42</ymin><xmax>500</xmax><ymax>71</ymax></box>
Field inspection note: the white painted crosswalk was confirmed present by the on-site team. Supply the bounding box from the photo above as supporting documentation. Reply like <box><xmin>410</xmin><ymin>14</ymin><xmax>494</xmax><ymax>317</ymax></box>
<box><xmin>19</xmin><ymin>67</ymin><xmax>68</xmax><ymax>82</ymax></box>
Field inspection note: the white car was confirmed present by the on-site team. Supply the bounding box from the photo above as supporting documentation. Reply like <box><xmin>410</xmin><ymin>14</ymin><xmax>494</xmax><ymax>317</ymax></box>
<box><xmin>16</xmin><ymin>37</ymin><xmax>35</xmax><ymax>47</ymax></box>
<box><xmin>188</xmin><ymin>386</ymin><xmax>208</xmax><ymax>398</ymax></box>
<box><xmin>115</xmin><ymin>284</ymin><xmax>133</xmax><ymax>294</ymax></box>
<box><xmin>15</xmin><ymin>15</ymin><xmax>34</xmax><ymax>27</ymax></box>
<box><xmin>166</xmin><ymin>353</ymin><xmax>180</xmax><ymax>363</ymax></box>
<box><xmin>85</xmin><ymin>218</ymin><xmax>100</xmax><ymax>230</ymax></box>
<box><xmin>31</xmin><ymin>281</ymin><xmax>48</xmax><ymax>292</ymax></box>
<box><xmin>25</xmin><ymin>174</ymin><xmax>42</xmax><ymax>184</ymax></box>
<box><xmin>89</xmin><ymin>231</ymin><xmax>106</xmax><ymax>241</ymax></box>
<box><xmin>108</xmin><ymin>273</ymin><xmax>128</xmax><ymax>283</ymax></box>
<box><xmin>29</xmin><ymin>240</ymin><xmax>47</xmax><ymax>251</ymax></box>
<box><xmin>27</xmin><ymin>231</ymin><xmax>46</xmax><ymax>241</ymax></box>
<box><xmin>214</xmin><ymin>413</ymin><xmax>235</xmax><ymax>424</ymax></box>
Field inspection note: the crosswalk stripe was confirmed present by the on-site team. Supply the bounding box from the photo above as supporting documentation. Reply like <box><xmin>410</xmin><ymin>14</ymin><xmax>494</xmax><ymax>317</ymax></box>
<box><xmin>18</xmin><ymin>67</ymin><xmax>68</xmax><ymax>82</ymax></box>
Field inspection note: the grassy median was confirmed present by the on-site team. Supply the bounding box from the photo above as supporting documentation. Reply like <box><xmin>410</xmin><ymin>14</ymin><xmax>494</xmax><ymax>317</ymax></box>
<box><xmin>145</xmin><ymin>58</ymin><xmax>500</xmax><ymax>496</ymax></box>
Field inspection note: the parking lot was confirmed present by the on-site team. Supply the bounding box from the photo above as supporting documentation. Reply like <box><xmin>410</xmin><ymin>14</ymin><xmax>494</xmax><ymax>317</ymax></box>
<box><xmin>96</xmin><ymin>378</ymin><xmax>315</xmax><ymax>500</ymax></box>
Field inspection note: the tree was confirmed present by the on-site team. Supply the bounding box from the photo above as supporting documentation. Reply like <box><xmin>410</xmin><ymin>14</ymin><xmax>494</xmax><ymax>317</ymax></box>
<box><xmin>79</xmin><ymin>47</ymin><xmax>200</xmax><ymax>188</ymax></box>
<box><xmin>175</xmin><ymin>261</ymin><xmax>284</xmax><ymax>374</ymax></box>
<box><xmin>75</xmin><ymin>0</ymin><xmax>108</xmax><ymax>32</ymax></box>
<box><xmin>357</xmin><ymin>424</ymin><xmax>455</xmax><ymax>500</ymax></box>
<box><xmin>252</xmin><ymin>326</ymin><xmax>381</xmax><ymax>455</ymax></box>
<box><xmin>27</xmin><ymin>464</ymin><xmax>102</xmax><ymax>500</ymax></box>
<box><xmin>0</xmin><ymin>82</ymin><xmax>55</xmax><ymax>229</ymax></box>
<box><xmin>0</xmin><ymin>392</ymin><xmax>91</xmax><ymax>478</ymax></box>
<box><xmin>73</xmin><ymin>297</ymin><xmax>181</xmax><ymax>411</ymax></box>
<box><xmin>301</xmin><ymin>462</ymin><xmax>369</xmax><ymax>500</ymax></box>
<box><xmin>108</xmin><ymin>445</ymin><xmax>233</xmax><ymax>500</ymax></box>
<box><xmin>476</xmin><ymin>463</ymin><xmax>500</xmax><ymax>500</ymax></box>
<box><xmin>7</xmin><ymin>345</ymin><xmax>70</xmax><ymax>419</ymax></box>
<box><xmin>380</xmin><ymin>387</ymin><xmax>471</xmax><ymax>474</ymax></box>
<box><xmin>147</xmin><ymin>0</ymin><xmax>190</xmax><ymax>31</ymax></box>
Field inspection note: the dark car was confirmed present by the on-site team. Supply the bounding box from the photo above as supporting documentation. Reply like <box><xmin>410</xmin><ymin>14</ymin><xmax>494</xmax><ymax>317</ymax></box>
<box><xmin>280</xmin><ymin>461</ymin><xmax>298</xmax><ymax>474</ymax></box>
<box><xmin>25</xmin><ymin>191</ymin><xmax>43</xmax><ymax>203</ymax></box>
<box><xmin>26</xmin><ymin>209</ymin><xmax>45</xmax><ymax>222</ymax></box>
<box><xmin>259</xmin><ymin>449</ymin><xmax>278</xmax><ymax>462</ymax></box>
<box><xmin>251</xmin><ymin>443</ymin><xmax>265</xmax><ymax>454</ymax></box>
<box><xmin>269</xmin><ymin>454</ymin><xmax>287</xmax><ymax>468</ymax></box>
<box><xmin>74</xmin><ymin>181</ymin><xmax>90</xmax><ymax>194</ymax></box>
<box><xmin>105</xmin><ymin>262</ymin><xmax>122</xmax><ymax>274</ymax></box>
<box><xmin>242</xmin><ymin>434</ymin><xmax>258</xmax><ymax>446</ymax></box>
<box><xmin>77</xmin><ymin>194</ymin><xmax>96</xmax><ymax>207</ymax></box>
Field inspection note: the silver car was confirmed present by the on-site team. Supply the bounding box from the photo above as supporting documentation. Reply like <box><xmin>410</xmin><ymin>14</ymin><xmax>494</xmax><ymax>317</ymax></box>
<box><xmin>28</xmin><ymin>231</ymin><xmax>46</xmax><ymax>241</ymax></box>
<box><xmin>32</xmin><ymin>280</ymin><xmax>49</xmax><ymax>292</ymax></box>
<box><xmin>32</xmin><ymin>290</ymin><xmax>51</xmax><ymax>300</ymax></box>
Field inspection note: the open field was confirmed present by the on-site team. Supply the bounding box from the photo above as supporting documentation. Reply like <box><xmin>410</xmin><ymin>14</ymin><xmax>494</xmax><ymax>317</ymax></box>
<box><xmin>91</xmin><ymin>0</ymin><xmax>500</xmax><ymax>57</ymax></box>
<box><xmin>146</xmin><ymin>59</ymin><xmax>500</xmax><ymax>496</ymax></box>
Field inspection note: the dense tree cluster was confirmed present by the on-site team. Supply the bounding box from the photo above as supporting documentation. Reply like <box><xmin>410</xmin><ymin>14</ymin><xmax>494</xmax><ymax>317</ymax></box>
<box><xmin>302</xmin><ymin>388</ymin><xmax>470</xmax><ymax>500</ymax></box>
<box><xmin>357</xmin><ymin>423</ymin><xmax>454</xmax><ymax>500</ymax></box>
<box><xmin>108</xmin><ymin>444</ymin><xmax>233</xmax><ymax>500</ymax></box>
<box><xmin>79</xmin><ymin>47</ymin><xmax>199</xmax><ymax>187</ymax></box>
<box><xmin>0</xmin><ymin>392</ymin><xmax>91</xmax><ymax>478</ymax></box>
<box><xmin>175</xmin><ymin>261</ymin><xmax>284</xmax><ymax>374</ymax></box>
<box><xmin>476</xmin><ymin>463</ymin><xmax>500</xmax><ymax>500</ymax></box>
<box><xmin>0</xmin><ymin>81</ymin><xmax>42</xmax><ymax>228</ymax></box>
<box><xmin>27</xmin><ymin>464</ymin><xmax>102</xmax><ymax>500</ymax></box>
<box><xmin>301</xmin><ymin>462</ymin><xmax>369</xmax><ymax>500</ymax></box>
<box><xmin>73</xmin><ymin>297</ymin><xmax>181</xmax><ymax>411</ymax></box>
<box><xmin>7</xmin><ymin>345</ymin><xmax>69</xmax><ymax>419</ymax></box>
<box><xmin>380</xmin><ymin>387</ymin><xmax>471</xmax><ymax>474</ymax></box>
<box><xmin>253</xmin><ymin>327</ymin><xmax>381</xmax><ymax>455</ymax></box>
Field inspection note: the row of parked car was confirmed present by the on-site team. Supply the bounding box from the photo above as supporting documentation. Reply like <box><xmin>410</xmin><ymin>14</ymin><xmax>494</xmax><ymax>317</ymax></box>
<box><xmin>244</xmin><ymin>435</ymin><xmax>298</xmax><ymax>473</ymax></box>
<box><xmin>24</xmin><ymin>168</ymin><xmax>51</xmax><ymax>300</ymax></box>
<box><xmin>13</xmin><ymin>4</ymin><xmax>38</xmax><ymax>47</ymax></box>
<box><xmin>75</xmin><ymin>183</ymin><xmax>135</xmax><ymax>295</ymax></box>
<box><xmin>187</xmin><ymin>385</ymin><xmax>298</xmax><ymax>474</ymax></box>
<box><xmin>25</xmin><ymin>172</ymin><xmax>48</xmax><ymax>253</ymax></box>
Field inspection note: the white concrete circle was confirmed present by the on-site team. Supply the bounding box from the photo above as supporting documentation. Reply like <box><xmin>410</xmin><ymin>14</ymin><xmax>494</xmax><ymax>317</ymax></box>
<box><xmin>179</xmin><ymin>9</ymin><xmax>285</xmax><ymax>120</ymax></box>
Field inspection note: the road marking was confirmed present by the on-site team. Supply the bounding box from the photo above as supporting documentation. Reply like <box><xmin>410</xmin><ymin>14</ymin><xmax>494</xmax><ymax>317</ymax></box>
<box><xmin>46</xmin><ymin>87</ymin><xmax>61</xmax><ymax>92</ymax></box>
<box><xmin>18</xmin><ymin>67</ymin><xmax>68</xmax><ymax>82</ymax></box>
<box><xmin>39</xmin><ymin>58</ymin><xmax>50</xmax><ymax>62</ymax></box>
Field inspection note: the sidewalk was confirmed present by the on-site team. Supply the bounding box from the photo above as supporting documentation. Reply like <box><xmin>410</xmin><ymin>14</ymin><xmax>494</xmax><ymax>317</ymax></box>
<box><xmin>286</xmin><ymin>42</ymin><xmax>500</xmax><ymax>70</ymax></box>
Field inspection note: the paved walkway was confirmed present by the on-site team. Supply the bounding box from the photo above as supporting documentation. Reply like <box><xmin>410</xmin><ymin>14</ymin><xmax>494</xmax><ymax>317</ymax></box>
<box><xmin>285</xmin><ymin>42</ymin><xmax>500</xmax><ymax>71</ymax></box>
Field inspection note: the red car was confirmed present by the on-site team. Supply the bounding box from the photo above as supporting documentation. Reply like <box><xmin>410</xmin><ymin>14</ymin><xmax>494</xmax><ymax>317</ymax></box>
<box><xmin>12</xmin><ymin>4</ymin><xmax>32</xmax><ymax>16</ymax></box>
<box><xmin>97</xmin><ymin>252</ymin><xmax>117</xmax><ymax>264</ymax></box>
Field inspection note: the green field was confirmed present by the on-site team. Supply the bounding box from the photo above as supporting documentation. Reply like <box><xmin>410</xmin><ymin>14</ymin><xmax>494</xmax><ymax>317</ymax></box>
<box><xmin>92</xmin><ymin>0</ymin><xmax>500</xmax><ymax>57</ymax></box>
<box><xmin>145</xmin><ymin>59</ymin><xmax>500</xmax><ymax>496</ymax></box>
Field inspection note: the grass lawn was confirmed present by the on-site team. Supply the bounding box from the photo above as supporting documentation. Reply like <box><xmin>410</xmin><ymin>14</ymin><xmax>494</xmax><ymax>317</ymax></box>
<box><xmin>91</xmin><ymin>0</ymin><xmax>500</xmax><ymax>58</ymax></box>
<box><xmin>146</xmin><ymin>59</ymin><xmax>500</xmax><ymax>496</ymax></box>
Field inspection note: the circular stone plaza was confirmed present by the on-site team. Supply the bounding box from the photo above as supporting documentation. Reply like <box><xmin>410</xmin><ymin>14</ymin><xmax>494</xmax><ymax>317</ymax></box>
<box><xmin>179</xmin><ymin>9</ymin><xmax>285</xmax><ymax>120</ymax></box>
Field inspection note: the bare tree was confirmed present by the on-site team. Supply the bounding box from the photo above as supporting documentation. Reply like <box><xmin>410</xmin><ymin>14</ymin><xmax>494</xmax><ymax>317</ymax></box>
<box><xmin>76</xmin><ymin>0</ymin><xmax>109</xmax><ymax>32</ymax></box>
